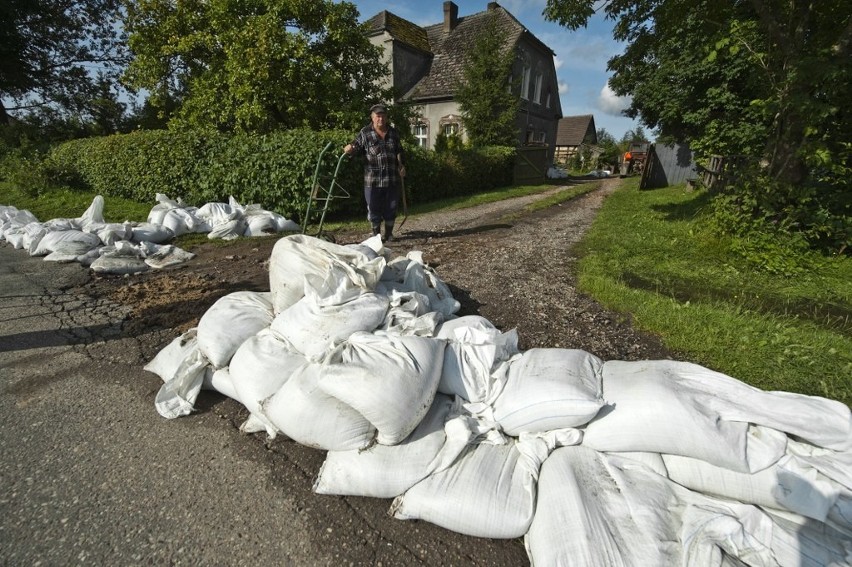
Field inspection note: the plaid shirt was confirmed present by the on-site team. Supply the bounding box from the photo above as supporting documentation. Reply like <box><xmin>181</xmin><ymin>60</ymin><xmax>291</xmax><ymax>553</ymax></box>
<box><xmin>350</xmin><ymin>125</ymin><xmax>405</xmax><ymax>189</ymax></box>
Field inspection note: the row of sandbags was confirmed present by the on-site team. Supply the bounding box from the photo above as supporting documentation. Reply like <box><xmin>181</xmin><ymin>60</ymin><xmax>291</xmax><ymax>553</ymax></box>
<box><xmin>0</xmin><ymin>194</ymin><xmax>300</xmax><ymax>274</ymax></box>
<box><xmin>145</xmin><ymin>233</ymin><xmax>852</xmax><ymax>566</ymax></box>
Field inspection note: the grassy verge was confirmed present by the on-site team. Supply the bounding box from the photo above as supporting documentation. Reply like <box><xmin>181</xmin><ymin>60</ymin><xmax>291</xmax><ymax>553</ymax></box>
<box><xmin>577</xmin><ymin>178</ymin><xmax>851</xmax><ymax>406</ymax></box>
<box><xmin>1</xmin><ymin>183</ymin><xmax>151</xmax><ymax>223</ymax></box>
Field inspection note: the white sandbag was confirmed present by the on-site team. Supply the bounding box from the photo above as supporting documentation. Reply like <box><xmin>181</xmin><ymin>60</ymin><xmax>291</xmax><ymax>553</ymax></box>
<box><xmin>207</xmin><ymin>218</ymin><xmax>247</xmax><ymax>240</ymax></box>
<box><xmin>261</xmin><ymin>361</ymin><xmax>376</xmax><ymax>450</ymax></box>
<box><xmin>270</xmin><ymin>287</ymin><xmax>389</xmax><ymax>360</ymax></box>
<box><xmin>31</xmin><ymin>229</ymin><xmax>100</xmax><ymax>256</ymax></box>
<box><xmin>381</xmin><ymin>253</ymin><xmax>460</xmax><ymax>316</ymax></box>
<box><xmin>89</xmin><ymin>254</ymin><xmax>149</xmax><ymax>274</ymax></box>
<box><xmin>160</xmin><ymin>207</ymin><xmax>200</xmax><ymax>237</ymax></box>
<box><xmin>268</xmin><ymin>234</ymin><xmax>384</xmax><ymax>314</ymax></box>
<box><xmin>44</xmin><ymin>240</ymin><xmax>98</xmax><ymax>262</ymax></box>
<box><xmin>196</xmin><ymin>291</ymin><xmax>274</xmax><ymax>368</ymax></box>
<box><xmin>582</xmin><ymin>360</ymin><xmax>790</xmax><ymax>473</ymax></box>
<box><xmin>131</xmin><ymin>222</ymin><xmax>174</xmax><ymax>244</ymax></box>
<box><xmin>144</xmin><ymin>328</ymin><xmax>200</xmax><ymax>382</ymax></box>
<box><xmin>90</xmin><ymin>222</ymin><xmax>132</xmax><ymax>245</ymax></box>
<box><xmin>75</xmin><ymin>195</ymin><xmax>104</xmax><ymax>231</ymax></box>
<box><xmin>390</xmin><ymin>437</ymin><xmax>546</xmax><ymax>539</ymax></box>
<box><xmin>203</xmin><ymin>367</ymin><xmax>239</xmax><ymax>401</ymax></box>
<box><xmin>3</xmin><ymin>227</ymin><xmax>27</xmax><ymax>249</ymax></box>
<box><xmin>23</xmin><ymin>223</ymin><xmax>47</xmax><ymax>254</ymax></box>
<box><xmin>243</xmin><ymin>210</ymin><xmax>278</xmax><ymax>236</ymax></box>
<box><xmin>195</xmin><ymin>202</ymin><xmax>235</xmax><ymax>226</ymax></box>
<box><xmin>228</xmin><ymin>330</ymin><xmax>307</xmax><ymax>436</ymax></box>
<box><xmin>680</xmin><ymin>499</ymin><xmax>852</xmax><ymax>567</ymax></box>
<box><xmin>146</xmin><ymin>193</ymin><xmax>182</xmax><ymax>225</ymax></box>
<box><xmin>144</xmin><ymin>244</ymin><xmax>196</xmax><ymax>269</ymax></box>
<box><xmin>525</xmin><ymin>446</ymin><xmax>684</xmax><ymax>566</ymax></box>
<box><xmin>146</xmin><ymin>329</ymin><xmax>212</xmax><ymax>419</ymax></box>
<box><xmin>313</xmin><ymin>395</ymin><xmax>472</xmax><ymax>498</ymax></box>
<box><xmin>664</xmin><ymin>441</ymin><xmax>851</xmax><ymax>526</ymax></box>
<box><xmin>493</xmin><ymin>348</ymin><xmax>604</xmax><ymax>435</ymax></box>
<box><xmin>318</xmin><ymin>332</ymin><xmax>447</xmax><ymax>445</ymax></box>
<box><xmin>273</xmin><ymin>213</ymin><xmax>300</xmax><ymax>233</ymax></box>
<box><xmin>435</xmin><ymin>315</ymin><xmax>520</xmax><ymax>403</ymax></box>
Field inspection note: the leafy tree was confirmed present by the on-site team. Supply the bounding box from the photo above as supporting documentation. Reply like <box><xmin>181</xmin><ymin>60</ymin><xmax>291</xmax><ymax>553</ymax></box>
<box><xmin>454</xmin><ymin>12</ymin><xmax>520</xmax><ymax>147</ymax></box>
<box><xmin>595</xmin><ymin>127</ymin><xmax>621</xmax><ymax>167</ymax></box>
<box><xmin>545</xmin><ymin>0</ymin><xmax>850</xmax><ymax>252</ymax></box>
<box><xmin>123</xmin><ymin>0</ymin><xmax>391</xmax><ymax>133</ymax></box>
<box><xmin>0</xmin><ymin>0</ymin><xmax>128</xmax><ymax>125</ymax></box>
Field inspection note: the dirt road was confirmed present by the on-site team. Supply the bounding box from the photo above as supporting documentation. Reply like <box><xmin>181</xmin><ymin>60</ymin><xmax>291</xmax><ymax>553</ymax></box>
<box><xmin>0</xmin><ymin>175</ymin><xmax>671</xmax><ymax>565</ymax></box>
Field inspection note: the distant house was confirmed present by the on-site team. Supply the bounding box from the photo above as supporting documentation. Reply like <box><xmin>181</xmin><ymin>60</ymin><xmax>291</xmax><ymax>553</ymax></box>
<box><xmin>553</xmin><ymin>114</ymin><xmax>597</xmax><ymax>164</ymax></box>
<box><xmin>364</xmin><ymin>1</ymin><xmax>563</xmax><ymax>159</ymax></box>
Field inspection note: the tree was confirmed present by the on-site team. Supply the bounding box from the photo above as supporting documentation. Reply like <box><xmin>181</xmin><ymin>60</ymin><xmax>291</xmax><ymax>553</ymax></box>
<box><xmin>595</xmin><ymin>127</ymin><xmax>620</xmax><ymax>167</ymax></box>
<box><xmin>544</xmin><ymin>0</ymin><xmax>849</xmax><ymax>185</ymax></box>
<box><xmin>0</xmin><ymin>0</ymin><xmax>128</xmax><ymax>125</ymax></box>
<box><xmin>454</xmin><ymin>12</ymin><xmax>520</xmax><ymax>147</ymax></box>
<box><xmin>123</xmin><ymin>0</ymin><xmax>391</xmax><ymax>133</ymax></box>
<box><xmin>545</xmin><ymin>0</ymin><xmax>850</xmax><ymax>251</ymax></box>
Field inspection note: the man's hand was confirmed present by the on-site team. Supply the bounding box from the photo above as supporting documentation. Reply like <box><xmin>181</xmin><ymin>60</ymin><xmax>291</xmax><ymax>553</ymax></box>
<box><xmin>399</xmin><ymin>165</ymin><xmax>407</xmax><ymax>178</ymax></box>
<box><xmin>343</xmin><ymin>144</ymin><xmax>353</xmax><ymax>155</ymax></box>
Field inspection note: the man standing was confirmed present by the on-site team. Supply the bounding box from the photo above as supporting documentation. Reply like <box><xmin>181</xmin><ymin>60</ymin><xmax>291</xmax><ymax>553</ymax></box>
<box><xmin>344</xmin><ymin>103</ymin><xmax>406</xmax><ymax>242</ymax></box>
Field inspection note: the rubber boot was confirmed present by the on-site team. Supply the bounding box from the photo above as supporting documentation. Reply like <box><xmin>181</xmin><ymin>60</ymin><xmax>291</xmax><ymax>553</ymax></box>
<box><xmin>371</xmin><ymin>223</ymin><xmax>381</xmax><ymax>238</ymax></box>
<box><xmin>384</xmin><ymin>222</ymin><xmax>394</xmax><ymax>242</ymax></box>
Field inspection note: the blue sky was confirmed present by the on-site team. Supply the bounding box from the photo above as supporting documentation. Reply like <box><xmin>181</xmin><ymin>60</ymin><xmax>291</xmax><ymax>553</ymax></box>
<box><xmin>341</xmin><ymin>0</ymin><xmax>641</xmax><ymax>140</ymax></box>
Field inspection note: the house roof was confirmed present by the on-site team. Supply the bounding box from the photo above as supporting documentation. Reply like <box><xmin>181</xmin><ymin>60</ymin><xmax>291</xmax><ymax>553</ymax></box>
<box><xmin>364</xmin><ymin>11</ymin><xmax>430</xmax><ymax>54</ymax></box>
<box><xmin>555</xmin><ymin>115</ymin><xmax>597</xmax><ymax>146</ymax></box>
<box><xmin>364</xmin><ymin>4</ymin><xmax>552</xmax><ymax>103</ymax></box>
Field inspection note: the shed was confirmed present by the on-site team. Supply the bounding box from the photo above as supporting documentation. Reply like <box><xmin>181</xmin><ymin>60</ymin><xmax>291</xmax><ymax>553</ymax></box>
<box><xmin>639</xmin><ymin>142</ymin><xmax>699</xmax><ymax>189</ymax></box>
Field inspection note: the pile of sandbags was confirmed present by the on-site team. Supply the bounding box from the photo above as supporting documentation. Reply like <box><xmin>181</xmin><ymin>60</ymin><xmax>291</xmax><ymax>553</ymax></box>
<box><xmin>0</xmin><ymin>194</ymin><xmax>300</xmax><ymax>274</ymax></box>
<box><xmin>146</xmin><ymin>234</ymin><xmax>852</xmax><ymax>566</ymax></box>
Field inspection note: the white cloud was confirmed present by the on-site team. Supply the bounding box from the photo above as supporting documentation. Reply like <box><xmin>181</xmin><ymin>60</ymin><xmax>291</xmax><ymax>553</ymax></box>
<box><xmin>558</xmin><ymin>81</ymin><xmax>568</xmax><ymax>94</ymax></box>
<box><xmin>596</xmin><ymin>83</ymin><xmax>631</xmax><ymax>116</ymax></box>
<box><xmin>553</xmin><ymin>55</ymin><xmax>563</xmax><ymax>70</ymax></box>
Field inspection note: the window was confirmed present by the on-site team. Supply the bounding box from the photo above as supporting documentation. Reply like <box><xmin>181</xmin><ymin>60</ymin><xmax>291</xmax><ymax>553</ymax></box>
<box><xmin>521</xmin><ymin>64</ymin><xmax>531</xmax><ymax>100</ymax></box>
<box><xmin>536</xmin><ymin>131</ymin><xmax>546</xmax><ymax>143</ymax></box>
<box><xmin>443</xmin><ymin>123</ymin><xmax>459</xmax><ymax>136</ymax></box>
<box><xmin>534</xmin><ymin>72</ymin><xmax>543</xmax><ymax>104</ymax></box>
<box><xmin>414</xmin><ymin>123</ymin><xmax>428</xmax><ymax>147</ymax></box>
<box><xmin>546</xmin><ymin>90</ymin><xmax>551</xmax><ymax>109</ymax></box>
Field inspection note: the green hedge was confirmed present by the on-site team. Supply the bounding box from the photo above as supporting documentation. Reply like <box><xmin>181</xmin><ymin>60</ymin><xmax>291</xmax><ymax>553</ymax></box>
<box><xmin>43</xmin><ymin>129</ymin><xmax>516</xmax><ymax>221</ymax></box>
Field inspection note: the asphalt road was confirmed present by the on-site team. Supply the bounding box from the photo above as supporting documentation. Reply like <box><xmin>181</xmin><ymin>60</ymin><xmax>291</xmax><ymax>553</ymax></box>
<box><xmin>0</xmin><ymin>244</ymin><xmax>529</xmax><ymax>566</ymax></box>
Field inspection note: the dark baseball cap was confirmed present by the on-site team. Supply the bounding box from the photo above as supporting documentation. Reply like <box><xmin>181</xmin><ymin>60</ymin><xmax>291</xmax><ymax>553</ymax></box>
<box><xmin>370</xmin><ymin>103</ymin><xmax>388</xmax><ymax>114</ymax></box>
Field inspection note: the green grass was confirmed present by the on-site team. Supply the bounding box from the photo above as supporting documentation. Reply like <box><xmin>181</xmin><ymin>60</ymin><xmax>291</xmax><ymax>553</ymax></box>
<box><xmin>577</xmin><ymin>178</ymin><xmax>852</xmax><ymax>405</ymax></box>
<box><xmin>2</xmin><ymin>182</ymin><xmax>151</xmax><ymax>223</ymax></box>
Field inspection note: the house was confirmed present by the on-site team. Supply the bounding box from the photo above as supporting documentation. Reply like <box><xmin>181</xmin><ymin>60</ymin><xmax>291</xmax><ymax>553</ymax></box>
<box><xmin>553</xmin><ymin>114</ymin><xmax>598</xmax><ymax>164</ymax></box>
<box><xmin>364</xmin><ymin>1</ymin><xmax>563</xmax><ymax>159</ymax></box>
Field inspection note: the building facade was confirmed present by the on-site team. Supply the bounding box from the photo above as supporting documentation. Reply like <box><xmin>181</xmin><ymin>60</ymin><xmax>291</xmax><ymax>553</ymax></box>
<box><xmin>365</xmin><ymin>1</ymin><xmax>563</xmax><ymax>160</ymax></box>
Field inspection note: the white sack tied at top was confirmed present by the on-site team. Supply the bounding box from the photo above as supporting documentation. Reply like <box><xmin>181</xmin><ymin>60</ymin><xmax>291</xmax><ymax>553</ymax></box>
<box><xmin>195</xmin><ymin>291</ymin><xmax>274</xmax><ymax>369</ymax></box>
<box><xmin>435</xmin><ymin>315</ymin><xmax>519</xmax><ymax>404</ymax></box>
<box><xmin>380</xmin><ymin>252</ymin><xmax>460</xmax><ymax>317</ymax></box>
<box><xmin>30</xmin><ymin>229</ymin><xmax>101</xmax><ymax>257</ymax></box>
<box><xmin>492</xmin><ymin>348</ymin><xmax>605</xmax><ymax>435</ymax></box>
<box><xmin>268</xmin><ymin>234</ymin><xmax>386</xmax><ymax>315</ymax></box>
<box><xmin>313</xmin><ymin>395</ymin><xmax>474</xmax><ymax>499</ymax></box>
<box><xmin>318</xmin><ymin>332</ymin><xmax>447</xmax><ymax>446</ymax></box>
<box><xmin>260</xmin><ymin>360</ymin><xmax>376</xmax><ymax>451</ymax></box>
<box><xmin>390</xmin><ymin>429</ymin><xmax>580</xmax><ymax>540</ymax></box>
<box><xmin>269</xmin><ymin>261</ymin><xmax>390</xmax><ymax>361</ymax></box>
<box><xmin>228</xmin><ymin>328</ymin><xmax>308</xmax><ymax>437</ymax></box>
<box><xmin>582</xmin><ymin>360</ymin><xmax>852</xmax><ymax>473</ymax></box>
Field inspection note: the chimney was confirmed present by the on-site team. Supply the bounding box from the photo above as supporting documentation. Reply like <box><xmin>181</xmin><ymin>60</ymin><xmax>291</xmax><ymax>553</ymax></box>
<box><xmin>487</xmin><ymin>2</ymin><xmax>499</xmax><ymax>10</ymax></box>
<box><xmin>443</xmin><ymin>1</ymin><xmax>458</xmax><ymax>33</ymax></box>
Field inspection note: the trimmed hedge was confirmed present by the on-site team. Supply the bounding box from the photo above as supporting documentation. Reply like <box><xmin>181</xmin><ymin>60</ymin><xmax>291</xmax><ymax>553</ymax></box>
<box><xmin>44</xmin><ymin>129</ymin><xmax>516</xmax><ymax>221</ymax></box>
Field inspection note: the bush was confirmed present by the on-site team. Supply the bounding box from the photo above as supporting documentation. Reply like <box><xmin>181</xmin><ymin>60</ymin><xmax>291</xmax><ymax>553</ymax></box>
<box><xmin>40</xmin><ymin>130</ymin><xmax>517</xmax><ymax>220</ymax></box>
